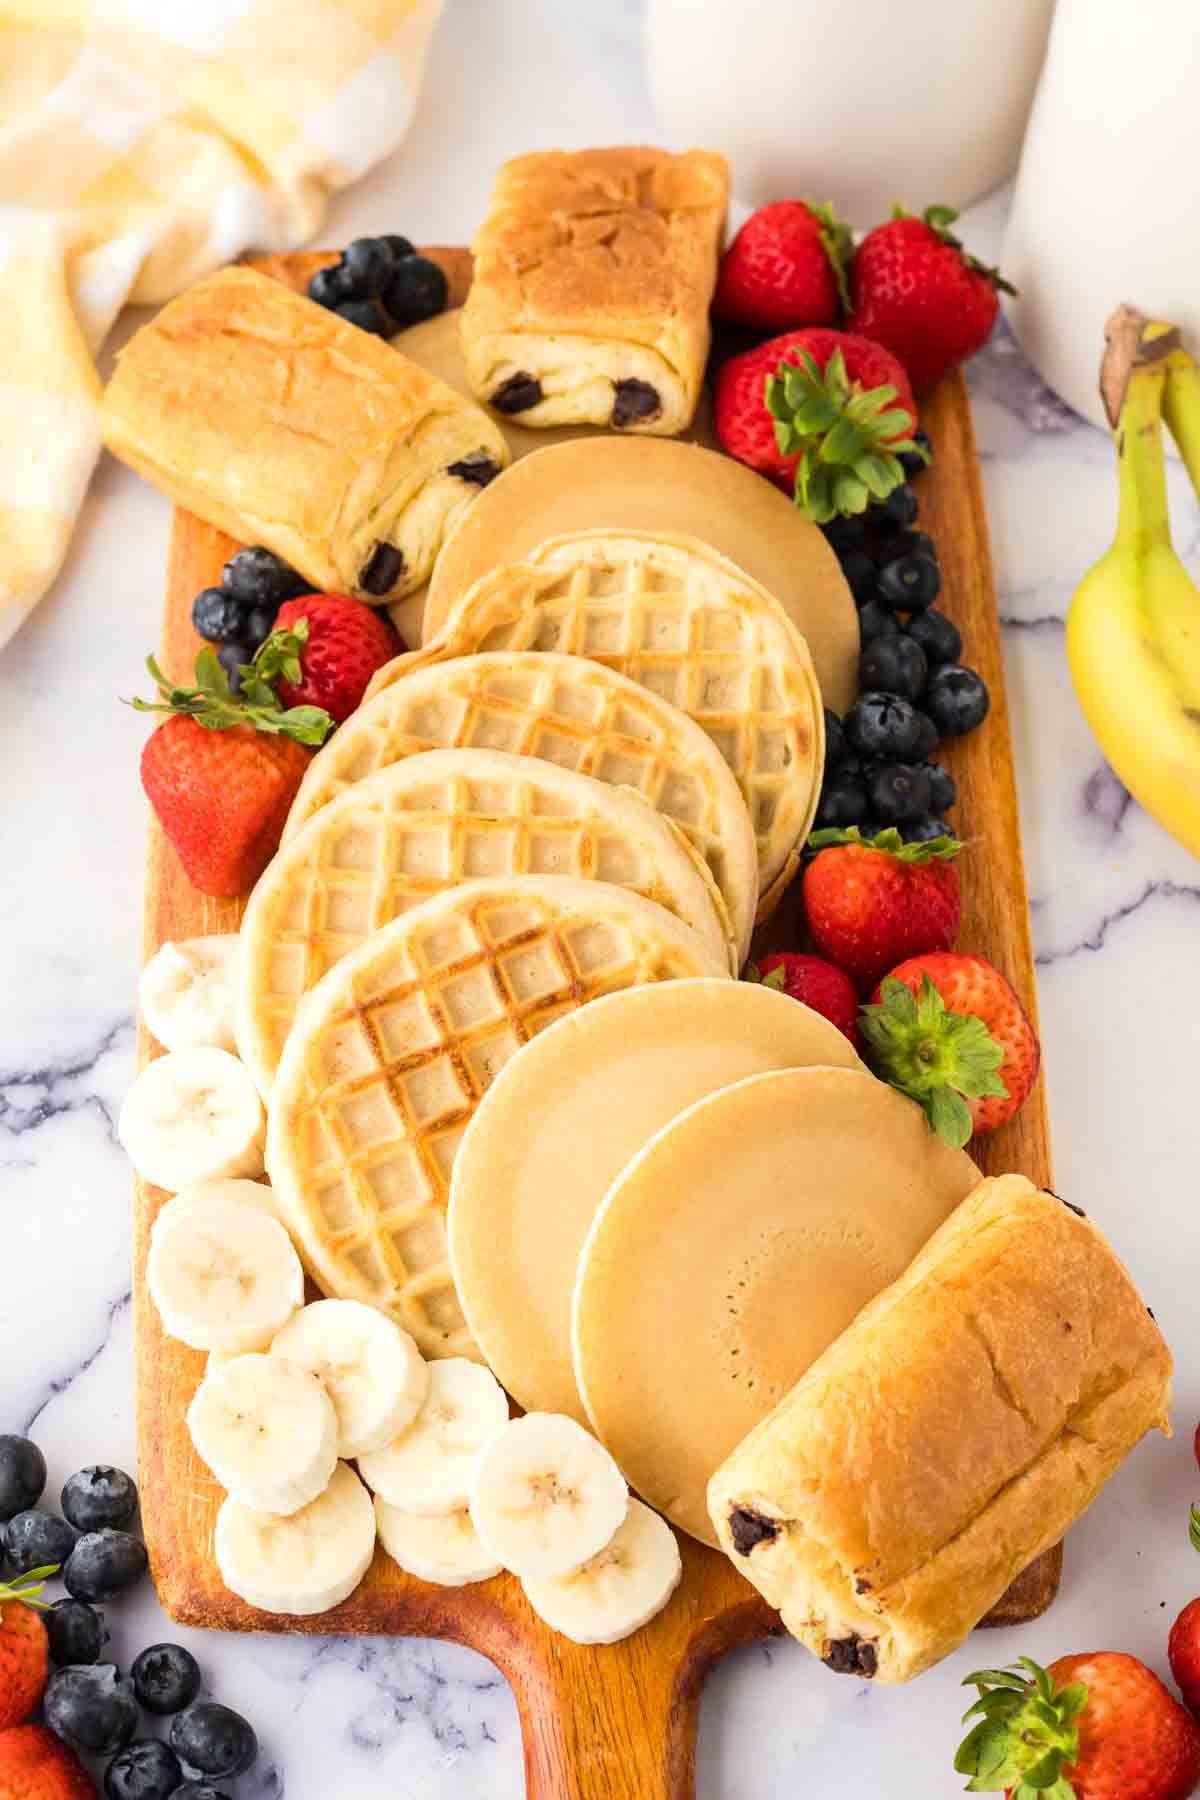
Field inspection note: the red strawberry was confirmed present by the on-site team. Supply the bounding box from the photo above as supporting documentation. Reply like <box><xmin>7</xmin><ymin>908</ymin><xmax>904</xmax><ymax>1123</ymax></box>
<box><xmin>1170</xmin><ymin>1599</ymin><xmax>1200</xmax><ymax>1721</ymax></box>
<box><xmin>130</xmin><ymin>646</ymin><xmax>332</xmax><ymax>897</ymax></box>
<box><xmin>713</xmin><ymin>201</ymin><xmax>850</xmax><ymax>332</ymax></box>
<box><xmin>801</xmin><ymin>826</ymin><xmax>961</xmax><ymax>995</ymax></box>
<box><xmin>847</xmin><ymin>204</ymin><xmax>1015</xmax><ymax>394</ymax></box>
<box><xmin>713</xmin><ymin>327</ymin><xmax>923</xmax><ymax>521</ymax></box>
<box><xmin>272</xmin><ymin>594</ymin><xmax>400</xmax><ymax>724</ymax></box>
<box><xmin>751</xmin><ymin>953</ymin><xmax>862</xmax><ymax>1049</ymax></box>
<box><xmin>958</xmin><ymin>1652</ymin><xmax>1200</xmax><ymax>1800</ymax></box>
<box><xmin>864</xmin><ymin>950</ymin><xmax>1040</xmax><ymax>1146</ymax></box>
<box><xmin>0</xmin><ymin>1725</ymin><xmax>94</xmax><ymax>1800</ymax></box>
<box><xmin>0</xmin><ymin>1575</ymin><xmax>50</xmax><ymax>1731</ymax></box>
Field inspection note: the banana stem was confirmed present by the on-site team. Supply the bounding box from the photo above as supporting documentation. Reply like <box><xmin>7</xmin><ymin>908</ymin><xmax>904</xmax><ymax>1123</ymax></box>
<box><xmin>1102</xmin><ymin>311</ymin><xmax>1172</xmax><ymax>556</ymax></box>
<box><xmin>1162</xmin><ymin>349</ymin><xmax>1200</xmax><ymax>500</ymax></box>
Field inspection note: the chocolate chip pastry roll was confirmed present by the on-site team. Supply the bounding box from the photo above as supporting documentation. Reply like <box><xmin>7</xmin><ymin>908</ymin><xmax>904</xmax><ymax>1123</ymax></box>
<box><xmin>708</xmin><ymin>1174</ymin><xmax>1172</xmax><ymax>1684</ymax></box>
<box><xmin>461</xmin><ymin>146</ymin><xmax>728</xmax><ymax>435</ymax></box>
<box><xmin>102</xmin><ymin>266</ymin><xmax>509</xmax><ymax>604</ymax></box>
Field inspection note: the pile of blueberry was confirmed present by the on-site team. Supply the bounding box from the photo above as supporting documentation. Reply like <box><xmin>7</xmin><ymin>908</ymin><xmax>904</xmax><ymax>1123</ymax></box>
<box><xmin>190</xmin><ymin>547</ymin><xmax>309</xmax><ymax>691</ymax></box>
<box><xmin>816</xmin><ymin>434</ymin><xmax>991</xmax><ymax>842</ymax></box>
<box><xmin>1</xmin><ymin>1434</ymin><xmax>259</xmax><ymax>1800</ymax></box>
<box><xmin>306</xmin><ymin>233</ymin><xmax>448</xmax><ymax>338</ymax></box>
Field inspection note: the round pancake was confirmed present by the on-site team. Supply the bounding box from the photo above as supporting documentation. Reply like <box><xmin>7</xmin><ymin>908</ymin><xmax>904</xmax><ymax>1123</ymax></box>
<box><xmin>448</xmin><ymin>979</ymin><xmax>863</xmax><ymax>1424</ymax></box>
<box><xmin>420</xmin><ymin>438</ymin><xmax>859</xmax><ymax>711</ymax></box>
<box><xmin>572</xmin><ymin>1067</ymin><xmax>979</xmax><ymax>1546</ymax></box>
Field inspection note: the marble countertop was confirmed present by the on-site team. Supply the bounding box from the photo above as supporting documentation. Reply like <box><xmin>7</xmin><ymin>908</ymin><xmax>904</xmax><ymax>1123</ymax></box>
<box><xmin>4</xmin><ymin>2</ymin><xmax>1200</xmax><ymax>1795</ymax></box>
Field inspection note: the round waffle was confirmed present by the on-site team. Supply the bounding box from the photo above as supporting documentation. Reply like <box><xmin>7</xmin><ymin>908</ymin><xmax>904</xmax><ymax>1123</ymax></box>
<box><xmin>237</xmin><ymin>749</ymin><xmax>735</xmax><ymax>1097</ymax></box>
<box><xmin>368</xmin><ymin>532</ymin><xmax>824</xmax><ymax>915</ymax></box>
<box><xmin>284</xmin><ymin>651</ymin><xmax>758</xmax><ymax>965</ymax></box>
<box><xmin>265</xmin><ymin>875</ymin><xmax>730</xmax><ymax>1362</ymax></box>
<box><xmin>571</xmin><ymin>1067</ymin><xmax>979</xmax><ymax>1546</ymax></box>
<box><xmin>419</xmin><ymin>438</ymin><xmax>858</xmax><ymax>710</ymax></box>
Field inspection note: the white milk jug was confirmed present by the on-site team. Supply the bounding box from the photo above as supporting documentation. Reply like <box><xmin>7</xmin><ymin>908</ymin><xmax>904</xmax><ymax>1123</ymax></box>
<box><xmin>643</xmin><ymin>0</ymin><xmax>1055</xmax><ymax>226</ymax></box>
<box><xmin>1003</xmin><ymin>0</ymin><xmax>1200</xmax><ymax>432</ymax></box>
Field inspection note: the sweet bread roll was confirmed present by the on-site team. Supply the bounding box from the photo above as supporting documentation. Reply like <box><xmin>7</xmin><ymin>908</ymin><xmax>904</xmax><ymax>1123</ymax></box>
<box><xmin>461</xmin><ymin>146</ymin><xmax>728</xmax><ymax>435</ymax></box>
<box><xmin>708</xmin><ymin>1174</ymin><xmax>1172</xmax><ymax>1684</ymax></box>
<box><xmin>102</xmin><ymin>266</ymin><xmax>509</xmax><ymax>603</ymax></box>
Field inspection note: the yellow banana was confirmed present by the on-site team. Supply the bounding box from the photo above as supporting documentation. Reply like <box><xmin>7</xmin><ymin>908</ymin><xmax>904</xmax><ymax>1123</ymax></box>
<box><xmin>1066</xmin><ymin>306</ymin><xmax>1200</xmax><ymax>860</ymax></box>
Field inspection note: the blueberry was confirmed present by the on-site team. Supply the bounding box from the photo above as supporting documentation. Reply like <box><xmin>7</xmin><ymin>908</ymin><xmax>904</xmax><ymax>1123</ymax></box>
<box><xmin>816</xmin><ymin>766</ymin><xmax>868</xmax><ymax>828</ymax></box>
<box><xmin>382</xmin><ymin>254</ymin><xmax>449</xmax><ymax>329</ymax></box>
<box><xmin>3</xmin><ymin>1509</ymin><xmax>77</xmax><ymax>1575</ymax></box>
<box><xmin>243</xmin><ymin>604</ymin><xmax>278</xmax><ymax>647</ymax></box>
<box><xmin>308</xmin><ymin>259</ymin><xmax>364</xmax><ymax>309</ymax></box>
<box><xmin>898</xmin><ymin>427</ymin><xmax>933</xmax><ymax>478</ymax></box>
<box><xmin>902</xmin><ymin>814</ymin><xmax>952</xmax><ymax>844</ymax></box>
<box><xmin>380</xmin><ymin>233</ymin><xmax>416</xmax><ymax>265</ymax></box>
<box><xmin>924</xmin><ymin>663</ymin><xmax>990</xmax><ymax>736</ymax></box>
<box><xmin>189</xmin><ymin>587</ymin><xmax>244</xmax><ymax>645</ymax></box>
<box><xmin>877</xmin><ymin>552</ymin><xmax>941</xmax><ymax>613</ymax></box>
<box><xmin>925</xmin><ymin>762</ymin><xmax>957</xmax><ymax>814</ymax></box>
<box><xmin>857</xmin><ymin>599</ymin><xmax>900</xmax><ymax>643</ymax></box>
<box><xmin>844</xmin><ymin>692</ymin><xmax>923</xmax><ymax>761</ymax></box>
<box><xmin>222</xmin><ymin>546</ymin><xmax>306</xmax><ymax>606</ymax></box>
<box><xmin>874</xmin><ymin>482</ymin><xmax>918</xmax><ymax>530</ymax></box>
<box><xmin>46</xmin><ymin>1598</ymin><xmax>107</xmax><ymax>1666</ymax></box>
<box><xmin>858</xmin><ymin>635</ymin><xmax>928</xmax><ymax>704</ymax></box>
<box><xmin>44</xmin><ymin>1665</ymin><xmax>139</xmax><ymax>1755</ymax></box>
<box><xmin>62</xmin><ymin>1467</ymin><xmax>138</xmax><ymax>1535</ymax></box>
<box><xmin>334</xmin><ymin>299</ymin><xmax>390</xmax><ymax>337</ymax></box>
<box><xmin>104</xmin><ymin>1739</ymin><xmax>183</xmax><ymax>1800</ymax></box>
<box><xmin>823</xmin><ymin>708</ymin><xmax>847</xmax><ymax>768</ymax></box>
<box><xmin>63</xmin><ymin>1529</ymin><xmax>148</xmax><ymax>1602</ymax></box>
<box><xmin>904</xmin><ymin>607</ymin><xmax>961</xmax><ymax>666</ymax></box>
<box><xmin>216</xmin><ymin>642</ymin><xmax>253</xmax><ymax>694</ymax></box>
<box><xmin>910</xmin><ymin>709</ymin><xmax>940</xmax><ymax>762</ymax></box>
<box><xmin>867</xmin><ymin>762</ymin><xmax>932</xmax><ymax>825</ymax></box>
<box><xmin>342</xmin><ymin>236</ymin><xmax>397</xmax><ymax>297</ymax></box>
<box><xmin>171</xmin><ymin>1787</ymin><xmax>231</xmax><ymax>1800</ymax></box>
<box><xmin>0</xmin><ymin>1437</ymin><xmax>45</xmax><ymax>1522</ymax></box>
<box><xmin>821</xmin><ymin>515</ymin><xmax>865</xmax><ymax>554</ymax></box>
<box><xmin>131</xmin><ymin>1643</ymin><xmax>202</xmax><ymax>1716</ymax></box>
<box><xmin>838</xmin><ymin>549</ymin><xmax>877</xmax><ymax>603</ymax></box>
<box><xmin>170</xmin><ymin>1703</ymin><xmax>257</xmax><ymax>1779</ymax></box>
<box><xmin>877</xmin><ymin>528</ymin><xmax>937</xmax><ymax>568</ymax></box>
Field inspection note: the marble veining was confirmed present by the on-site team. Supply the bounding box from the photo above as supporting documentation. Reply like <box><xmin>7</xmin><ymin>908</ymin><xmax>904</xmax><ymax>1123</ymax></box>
<box><xmin>3</xmin><ymin>2</ymin><xmax>1199</xmax><ymax>1796</ymax></box>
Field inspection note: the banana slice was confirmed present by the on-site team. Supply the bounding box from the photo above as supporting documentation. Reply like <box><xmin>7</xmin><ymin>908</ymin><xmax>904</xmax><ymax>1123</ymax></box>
<box><xmin>215</xmin><ymin>1461</ymin><xmax>377</xmax><ymax>1616</ymax></box>
<box><xmin>521</xmin><ymin>1498</ymin><xmax>682</xmax><ymax>1644</ymax></box>
<box><xmin>468</xmin><ymin>1412</ymin><xmax>627</xmax><ymax>1580</ymax></box>
<box><xmin>357</xmin><ymin>1360</ymin><xmax>508</xmax><ymax>1516</ymax></box>
<box><xmin>374</xmin><ymin>1495</ymin><xmax>502</xmax><ymax>1587</ymax></box>
<box><xmin>147</xmin><ymin>1192</ymin><xmax>303</xmax><ymax>1353</ymax></box>
<box><xmin>140</xmin><ymin>936</ymin><xmax>240</xmax><ymax>1052</ymax></box>
<box><xmin>206</xmin><ymin>1349</ymin><xmax>236</xmax><ymax>1376</ymax></box>
<box><xmin>270</xmin><ymin>1301</ymin><xmax>429</xmax><ymax>1459</ymax></box>
<box><xmin>167</xmin><ymin>1177</ymin><xmax>280</xmax><ymax>1222</ymax></box>
<box><xmin>188</xmin><ymin>1352</ymin><xmax>338</xmax><ymax>1515</ymax></box>
<box><xmin>119</xmin><ymin>1047</ymin><xmax>265</xmax><ymax>1192</ymax></box>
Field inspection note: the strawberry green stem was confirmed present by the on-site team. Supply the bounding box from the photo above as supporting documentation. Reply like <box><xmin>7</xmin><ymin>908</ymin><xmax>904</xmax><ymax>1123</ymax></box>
<box><xmin>0</xmin><ymin>1564</ymin><xmax>59</xmax><ymax>1609</ymax></box>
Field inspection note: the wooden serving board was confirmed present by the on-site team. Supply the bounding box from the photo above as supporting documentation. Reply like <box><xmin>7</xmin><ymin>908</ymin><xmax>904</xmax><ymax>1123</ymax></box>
<box><xmin>132</xmin><ymin>248</ymin><xmax>1057</xmax><ymax>1800</ymax></box>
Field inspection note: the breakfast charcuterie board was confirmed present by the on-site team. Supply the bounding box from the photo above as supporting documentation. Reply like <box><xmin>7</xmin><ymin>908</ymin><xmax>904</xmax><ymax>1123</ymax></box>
<box><xmin>131</xmin><ymin>247</ymin><xmax>1057</xmax><ymax>1800</ymax></box>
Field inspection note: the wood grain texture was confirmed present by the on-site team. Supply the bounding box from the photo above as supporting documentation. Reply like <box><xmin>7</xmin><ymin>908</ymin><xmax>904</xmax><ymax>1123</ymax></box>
<box><xmin>131</xmin><ymin>248</ymin><xmax>1058</xmax><ymax>1800</ymax></box>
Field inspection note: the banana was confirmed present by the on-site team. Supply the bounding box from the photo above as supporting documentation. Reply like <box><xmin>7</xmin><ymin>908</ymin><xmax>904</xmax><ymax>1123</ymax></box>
<box><xmin>270</xmin><ymin>1301</ymin><xmax>429</xmax><ymax>1459</ymax></box>
<box><xmin>118</xmin><ymin>1047</ymin><xmax>265</xmax><ymax>1192</ymax></box>
<box><xmin>168</xmin><ymin>1177</ymin><xmax>280</xmax><ymax>1222</ymax></box>
<box><xmin>520</xmin><ymin>1498</ymin><xmax>682</xmax><ymax>1644</ymax></box>
<box><xmin>356</xmin><ymin>1359</ymin><xmax>508</xmax><ymax>1516</ymax></box>
<box><xmin>147</xmin><ymin>1191</ymin><xmax>303</xmax><ymax>1353</ymax></box>
<box><xmin>215</xmin><ymin>1460</ymin><xmax>377</xmax><ymax>1615</ymax></box>
<box><xmin>140</xmin><ymin>936</ymin><xmax>240</xmax><ymax>1053</ymax></box>
<box><xmin>468</xmin><ymin>1412</ymin><xmax>627</xmax><ymax>1580</ymax></box>
<box><xmin>188</xmin><ymin>1352</ymin><xmax>338</xmax><ymax>1515</ymax></box>
<box><xmin>1067</xmin><ymin>306</ymin><xmax>1200</xmax><ymax>859</ymax></box>
<box><xmin>373</xmin><ymin>1496</ymin><xmax>502</xmax><ymax>1587</ymax></box>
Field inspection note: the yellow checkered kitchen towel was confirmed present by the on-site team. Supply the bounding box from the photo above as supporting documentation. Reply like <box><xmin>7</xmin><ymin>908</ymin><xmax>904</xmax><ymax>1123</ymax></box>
<box><xmin>0</xmin><ymin>0</ymin><xmax>443</xmax><ymax>653</ymax></box>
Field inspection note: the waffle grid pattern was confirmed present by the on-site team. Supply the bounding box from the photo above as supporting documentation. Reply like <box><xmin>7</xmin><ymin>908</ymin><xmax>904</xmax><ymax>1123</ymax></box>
<box><xmin>267</xmin><ymin>881</ymin><xmax>722</xmax><ymax>1359</ymax></box>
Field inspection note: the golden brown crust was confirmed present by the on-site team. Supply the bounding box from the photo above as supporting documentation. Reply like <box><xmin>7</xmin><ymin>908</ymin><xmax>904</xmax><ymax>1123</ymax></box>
<box><xmin>461</xmin><ymin>146</ymin><xmax>728</xmax><ymax>433</ymax></box>
<box><xmin>101</xmin><ymin>266</ymin><xmax>509</xmax><ymax>600</ymax></box>
<box><xmin>708</xmin><ymin>1175</ymin><xmax>1172</xmax><ymax>1682</ymax></box>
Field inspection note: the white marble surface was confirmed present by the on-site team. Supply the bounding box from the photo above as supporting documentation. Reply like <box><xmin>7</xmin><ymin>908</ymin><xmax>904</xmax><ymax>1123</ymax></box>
<box><xmin>3</xmin><ymin>2</ymin><xmax>1200</xmax><ymax>1796</ymax></box>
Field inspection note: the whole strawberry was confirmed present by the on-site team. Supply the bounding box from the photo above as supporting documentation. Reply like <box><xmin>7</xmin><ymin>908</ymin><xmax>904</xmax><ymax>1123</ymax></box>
<box><xmin>750</xmin><ymin>953</ymin><xmax>862</xmax><ymax>1049</ymax></box>
<box><xmin>865</xmin><ymin>950</ymin><xmax>1040</xmax><ymax>1144</ymax></box>
<box><xmin>957</xmin><ymin>1652</ymin><xmax>1200</xmax><ymax>1800</ymax></box>
<box><xmin>848</xmin><ymin>204</ymin><xmax>1015</xmax><ymax>394</ymax></box>
<box><xmin>272</xmin><ymin>594</ymin><xmax>400</xmax><ymax>723</ymax></box>
<box><xmin>0</xmin><ymin>1572</ymin><xmax>52</xmax><ymax>1731</ymax></box>
<box><xmin>714</xmin><ymin>327</ymin><xmax>924</xmax><ymax>521</ymax></box>
<box><xmin>801</xmin><ymin>826</ymin><xmax>961</xmax><ymax>995</ymax></box>
<box><xmin>1170</xmin><ymin>1597</ymin><xmax>1200</xmax><ymax>1721</ymax></box>
<box><xmin>0</xmin><ymin>1725</ymin><xmax>93</xmax><ymax>1800</ymax></box>
<box><xmin>713</xmin><ymin>200</ymin><xmax>851</xmax><ymax>332</ymax></box>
